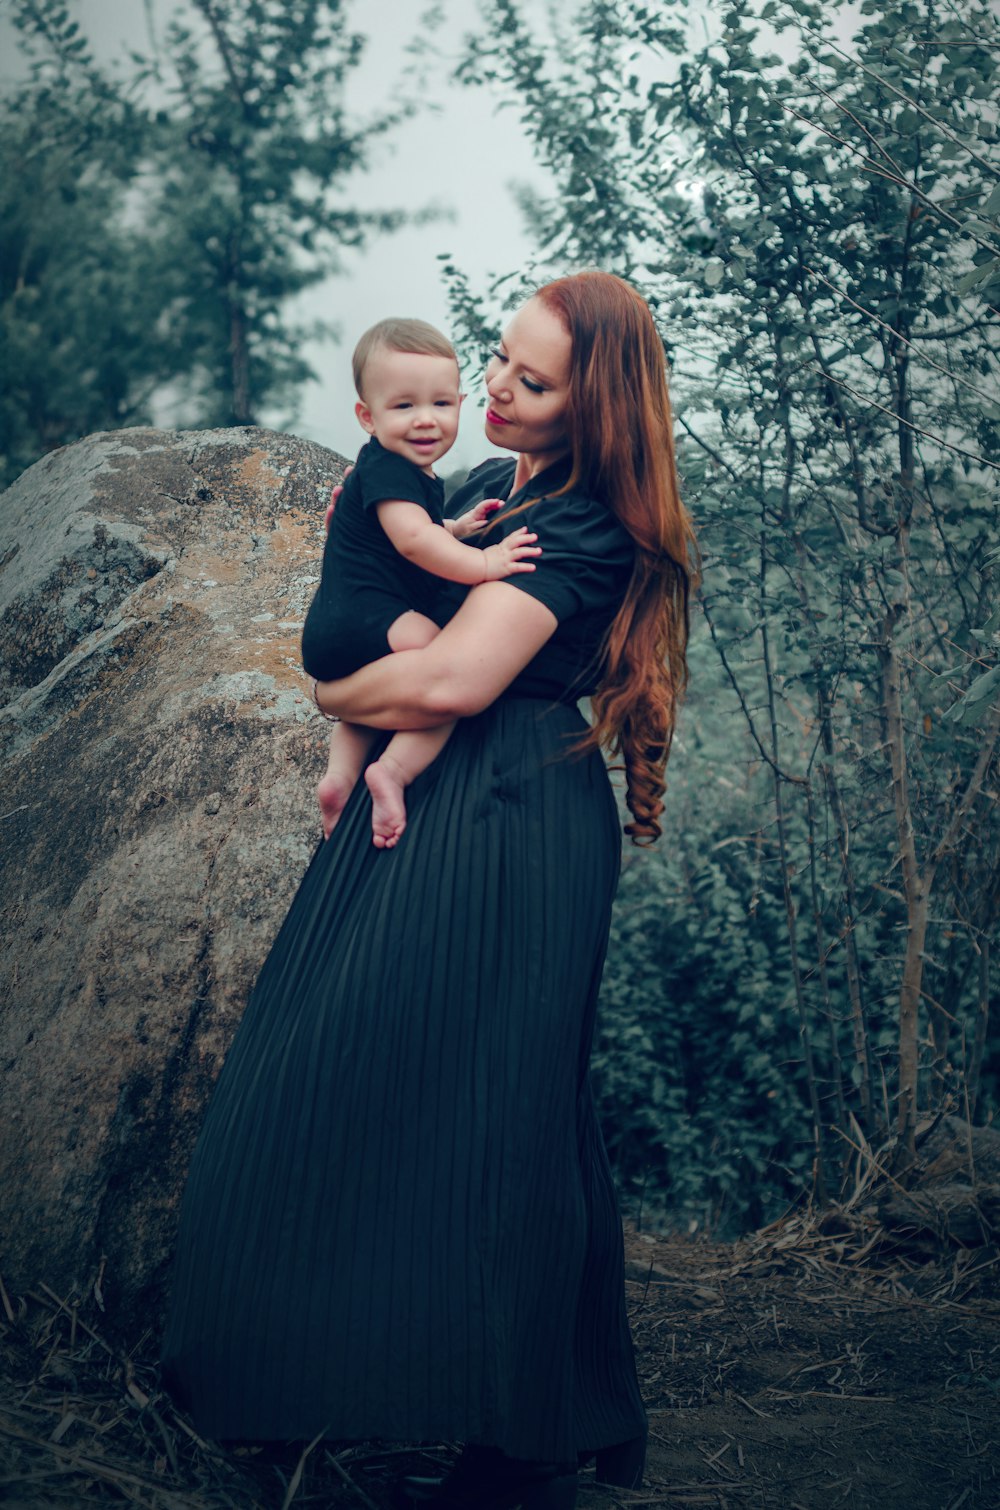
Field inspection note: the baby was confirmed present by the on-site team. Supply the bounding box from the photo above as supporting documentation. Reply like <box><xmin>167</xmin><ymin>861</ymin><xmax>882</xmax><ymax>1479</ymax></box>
<box><xmin>301</xmin><ymin>317</ymin><xmax>540</xmax><ymax>848</ymax></box>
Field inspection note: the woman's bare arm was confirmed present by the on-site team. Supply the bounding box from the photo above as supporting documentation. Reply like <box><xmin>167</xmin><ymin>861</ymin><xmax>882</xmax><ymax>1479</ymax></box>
<box><xmin>312</xmin><ymin>583</ymin><xmax>558</xmax><ymax>728</ymax></box>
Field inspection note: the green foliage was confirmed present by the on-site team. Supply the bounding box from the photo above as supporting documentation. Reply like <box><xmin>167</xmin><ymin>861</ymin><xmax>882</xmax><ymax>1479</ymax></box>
<box><xmin>0</xmin><ymin>108</ymin><xmax>153</xmax><ymax>488</ymax></box>
<box><xmin>596</xmin><ymin>716</ymin><xmax>818</xmax><ymax>1235</ymax></box>
<box><xmin>1</xmin><ymin>0</ymin><xmax>422</xmax><ymax>481</ymax></box>
<box><xmin>0</xmin><ymin>8</ymin><xmax>168</xmax><ymax>487</ymax></box>
<box><xmin>455</xmin><ymin>0</ymin><xmax>1000</xmax><ymax>1225</ymax></box>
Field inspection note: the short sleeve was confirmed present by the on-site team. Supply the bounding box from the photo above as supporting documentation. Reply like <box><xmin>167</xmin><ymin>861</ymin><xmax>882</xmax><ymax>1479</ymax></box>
<box><xmin>503</xmin><ymin>489</ymin><xmax>634</xmax><ymax>623</ymax></box>
<box><xmin>357</xmin><ymin>445</ymin><xmax>443</xmax><ymax>517</ymax></box>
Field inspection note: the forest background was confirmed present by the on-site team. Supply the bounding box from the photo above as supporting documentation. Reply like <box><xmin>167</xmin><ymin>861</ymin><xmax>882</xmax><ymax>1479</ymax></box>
<box><xmin>2</xmin><ymin>0</ymin><xmax>998</xmax><ymax>1238</ymax></box>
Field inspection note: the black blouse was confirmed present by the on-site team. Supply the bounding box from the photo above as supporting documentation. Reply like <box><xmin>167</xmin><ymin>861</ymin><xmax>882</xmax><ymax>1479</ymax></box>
<box><xmin>440</xmin><ymin>455</ymin><xmax>635</xmax><ymax>703</ymax></box>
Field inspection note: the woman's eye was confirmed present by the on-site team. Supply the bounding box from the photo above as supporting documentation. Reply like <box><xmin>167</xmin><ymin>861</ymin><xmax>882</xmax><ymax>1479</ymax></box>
<box><xmin>521</xmin><ymin>377</ymin><xmax>544</xmax><ymax>394</ymax></box>
<box><xmin>488</xmin><ymin>347</ymin><xmax>508</xmax><ymax>363</ymax></box>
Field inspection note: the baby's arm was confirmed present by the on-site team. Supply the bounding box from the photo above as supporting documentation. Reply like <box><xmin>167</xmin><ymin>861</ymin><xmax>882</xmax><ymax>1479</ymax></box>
<box><xmin>376</xmin><ymin>499</ymin><xmax>541</xmax><ymax>585</ymax></box>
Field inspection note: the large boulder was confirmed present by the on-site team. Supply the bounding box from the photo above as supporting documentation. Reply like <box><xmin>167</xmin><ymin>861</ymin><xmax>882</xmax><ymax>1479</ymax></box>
<box><xmin>0</xmin><ymin>426</ymin><xmax>345</xmax><ymax>1332</ymax></box>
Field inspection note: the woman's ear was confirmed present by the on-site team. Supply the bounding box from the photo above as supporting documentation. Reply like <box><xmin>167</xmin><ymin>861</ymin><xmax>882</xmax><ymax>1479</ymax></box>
<box><xmin>355</xmin><ymin>400</ymin><xmax>376</xmax><ymax>435</ymax></box>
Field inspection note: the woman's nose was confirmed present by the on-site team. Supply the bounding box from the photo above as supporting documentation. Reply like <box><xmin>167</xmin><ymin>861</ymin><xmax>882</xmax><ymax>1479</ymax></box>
<box><xmin>487</xmin><ymin>373</ymin><xmax>511</xmax><ymax>400</ymax></box>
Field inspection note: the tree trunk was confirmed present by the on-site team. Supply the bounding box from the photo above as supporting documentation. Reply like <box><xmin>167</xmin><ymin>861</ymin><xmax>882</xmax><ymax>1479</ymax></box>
<box><xmin>881</xmin><ymin>623</ymin><xmax>925</xmax><ymax>1167</ymax></box>
<box><xmin>817</xmin><ymin>679</ymin><xmax>876</xmax><ymax>1133</ymax></box>
<box><xmin>806</xmin><ymin>781</ymin><xmax>848</xmax><ymax>1145</ymax></box>
<box><xmin>969</xmin><ymin>937</ymin><xmax>991</xmax><ymax>1121</ymax></box>
<box><xmin>760</xmin><ymin>530</ymin><xmax>827</xmax><ymax>1199</ymax></box>
<box><xmin>897</xmin><ymin>884</ymin><xmax>930</xmax><ymax>1166</ymax></box>
<box><xmin>224</xmin><ymin>222</ymin><xmax>253</xmax><ymax>425</ymax></box>
<box><xmin>229</xmin><ymin>292</ymin><xmax>252</xmax><ymax>424</ymax></box>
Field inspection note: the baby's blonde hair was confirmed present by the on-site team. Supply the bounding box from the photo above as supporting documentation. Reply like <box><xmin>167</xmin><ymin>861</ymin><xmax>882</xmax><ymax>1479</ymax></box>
<box><xmin>352</xmin><ymin>318</ymin><xmax>458</xmax><ymax>399</ymax></box>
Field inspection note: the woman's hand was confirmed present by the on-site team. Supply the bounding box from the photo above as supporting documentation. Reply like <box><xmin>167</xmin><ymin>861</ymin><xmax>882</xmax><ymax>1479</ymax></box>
<box><xmin>312</xmin><ymin>583</ymin><xmax>558</xmax><ymax>728</ymax></box>
<box><xmin>325</xmin><ymin>464</ymin><xmax>354</xmax><ymax>532</ymax></box>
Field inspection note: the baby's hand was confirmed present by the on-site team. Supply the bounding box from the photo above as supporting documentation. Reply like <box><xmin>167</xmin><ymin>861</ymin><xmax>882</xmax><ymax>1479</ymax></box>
<box><xmin>452</xmin><ymin>497</ymin><xmax>503</xmax><ymax>539</ymax></box>
<box><xmin>481</xmin><ymin>526</ymin><xmax>542</xmax><ymax>581</ymax></box>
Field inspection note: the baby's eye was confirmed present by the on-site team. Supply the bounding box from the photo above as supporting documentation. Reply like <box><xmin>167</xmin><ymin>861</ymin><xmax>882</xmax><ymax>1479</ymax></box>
<box><xmin>394</xmin><ymin>402</ymin><xmax>413</xmax><ymax>409</ymax></box>
<box><xmin>435</xmin><ymin>399</ymin><xmax>455</xmax><ymax>407</ymax></box>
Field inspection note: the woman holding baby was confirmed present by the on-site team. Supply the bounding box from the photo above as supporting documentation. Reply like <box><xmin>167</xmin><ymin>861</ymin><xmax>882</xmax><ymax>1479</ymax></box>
<box><xmin>163</xmin><ymin>271</ymin><xmax>698</xmax><ymax>1510</ymax></box>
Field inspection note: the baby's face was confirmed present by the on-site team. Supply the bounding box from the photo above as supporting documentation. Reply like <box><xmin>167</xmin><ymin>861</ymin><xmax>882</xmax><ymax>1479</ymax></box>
<box><xmin>356</xmin><ymin>348</ymin><xmax>463</xmax><ymax>473</ymax></box>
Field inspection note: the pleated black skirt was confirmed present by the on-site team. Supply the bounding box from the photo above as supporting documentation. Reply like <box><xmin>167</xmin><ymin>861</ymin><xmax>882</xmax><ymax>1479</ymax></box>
<box><xmin>161</xmin><ymin>696</ymin><xmax>646</xmax><ymax>1462</ymax></box>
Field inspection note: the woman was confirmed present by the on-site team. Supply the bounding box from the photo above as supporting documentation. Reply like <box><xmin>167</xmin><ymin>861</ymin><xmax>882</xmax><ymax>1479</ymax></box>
<box><xmin>162</xmin><ymin>271</ymin><xmax>697</xmax><ymax>1510</ymax></box>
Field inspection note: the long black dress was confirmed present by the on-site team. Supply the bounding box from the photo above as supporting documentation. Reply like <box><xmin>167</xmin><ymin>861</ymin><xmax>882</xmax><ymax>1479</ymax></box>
<box><xmin>161</xmin><ymin>456</ymin><xmax>648</xmax><ymax>1463</ymax></box>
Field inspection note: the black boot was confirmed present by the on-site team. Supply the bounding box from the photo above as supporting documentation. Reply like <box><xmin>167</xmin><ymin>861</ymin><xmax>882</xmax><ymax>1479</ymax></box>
<box><xmin>396</xmin><ymin>1444</ymin><xmax>577</xmax><ymax>1509</ymax></box>
<box><xmin>593</xmin><ymin>1431</ymin><xmax>646</xmax><ymax>1488</ymax></box>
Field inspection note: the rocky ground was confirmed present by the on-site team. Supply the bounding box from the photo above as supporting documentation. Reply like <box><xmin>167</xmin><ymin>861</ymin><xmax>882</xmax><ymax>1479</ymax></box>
<box><xmin>2</xmin><ymin>1214</ymin><xmax>998</xmax><ymax>1510</ymax></box>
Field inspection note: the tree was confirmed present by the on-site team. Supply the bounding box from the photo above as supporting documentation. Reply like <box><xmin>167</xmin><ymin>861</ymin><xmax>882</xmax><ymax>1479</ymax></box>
<box><xmin>139</xmin><ymin>0</ymin><xmax>412</xmax><ymax>425</ymax></box>
<box><xmin>2</xmin><ymin>0</ymin><xmax>424</xmax><ymax>481</ymax></box>
<box><xmin>0</xmin><ymin>9</ymin><xmax>170</xmax><ymax>488</ymax></box>
<box><xmin>454</xmin><ymin>0</ymin><xmax>1000</xmax><ymax>1209</ymax></box>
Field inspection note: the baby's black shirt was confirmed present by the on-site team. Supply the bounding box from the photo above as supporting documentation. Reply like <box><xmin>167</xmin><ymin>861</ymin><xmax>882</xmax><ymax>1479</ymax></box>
<box><xmin>301</xmin><ymin>438</ymin><xmax>448</xmax><ymax>680</ymax></box>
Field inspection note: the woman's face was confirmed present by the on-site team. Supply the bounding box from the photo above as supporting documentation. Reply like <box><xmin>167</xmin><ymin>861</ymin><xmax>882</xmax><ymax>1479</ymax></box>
<box><xmin>483</xmin><ymin>297</ymin><xmax>572</xmax><ymax>465</ymax></box>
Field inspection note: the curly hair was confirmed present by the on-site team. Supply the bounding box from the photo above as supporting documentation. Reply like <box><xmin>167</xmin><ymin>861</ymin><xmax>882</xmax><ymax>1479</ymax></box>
<box><xmin>534</xmin><ymin>272</ymin><xmax>699</xmax><ymax>843</ymax></box>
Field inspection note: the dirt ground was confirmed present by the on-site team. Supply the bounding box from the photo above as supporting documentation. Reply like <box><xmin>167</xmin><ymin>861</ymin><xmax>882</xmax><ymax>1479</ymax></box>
<box><xmin>620</xmin><ymin>1226</ymin><xmax>999</xmax><ymax>1510</ymax></box>
<box><xmin>2</xmin><ymin>1221</ymin><xmax>998</xmax><ymax>1510</ymax></box>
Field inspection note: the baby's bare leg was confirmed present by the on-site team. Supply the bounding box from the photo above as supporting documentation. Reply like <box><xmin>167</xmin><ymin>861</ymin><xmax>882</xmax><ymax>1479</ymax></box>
<box><xmin>383</xmin><ymin>609</ymin><xmax>441</xmax><ymax>655</ymax></box>
<box><xmin>318</xmin><ymin>720</ymin><xmax>377</xmax><ymax>840</ymax></box>
<box><xmin>365</xmin><ymin>611</ymin><xmax>452</xmax><ymax>850</ymax></box>
<box><xmin>365</xmin><ymin>723</ymin><xmax>456</xmax><ymax>849</ymax></box>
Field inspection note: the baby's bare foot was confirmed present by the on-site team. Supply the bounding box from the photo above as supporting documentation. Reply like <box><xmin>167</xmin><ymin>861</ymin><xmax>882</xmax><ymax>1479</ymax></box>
<box><xmin>365</xmin><ymin>760</ymin><xmax>407</xmax><ymax>849</ymax></box>
<box><xmin>317</xmin><ymin>770</ymin><xmax>354</xmax><ymax>840</ymax></box>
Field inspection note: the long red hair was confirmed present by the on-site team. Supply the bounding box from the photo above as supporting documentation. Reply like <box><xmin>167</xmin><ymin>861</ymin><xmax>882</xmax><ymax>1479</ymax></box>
<box><xmin>536</xmin><ymin>271</ymin><xmax>698</xmax><ymax>843</ymax></box>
